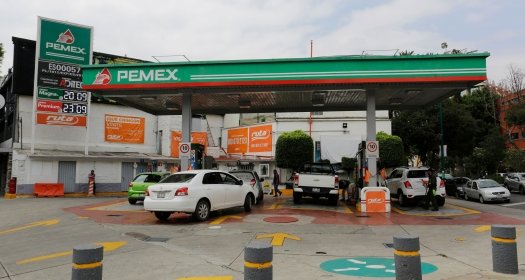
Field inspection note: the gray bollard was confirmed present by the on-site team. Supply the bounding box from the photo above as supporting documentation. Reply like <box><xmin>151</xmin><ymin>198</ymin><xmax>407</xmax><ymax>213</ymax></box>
<box><xmin>72</xmin><ymin>244</ymin><xmax>103</xmax><ymax>280</ymax></box>
<box><xmin>393</xmin><ymin>236</ymin><xmax>421</xmax><ymax>280</ymax></box>
<box><xmin>491</xmin><ymin>225</ymin><xmax>518</xmax><ymax>274</ymax></box>
<box><xmin>244</xmin><ymin>240</ymin><xmax>272</xmax><ymax>280</ymax></box>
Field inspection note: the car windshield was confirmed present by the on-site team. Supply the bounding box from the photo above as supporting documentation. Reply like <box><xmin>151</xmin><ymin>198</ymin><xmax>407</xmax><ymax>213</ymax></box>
<box><xmin>302</xmin><ymin>163</ymin><xmax>333</xmax><ymax>174</ymax></box>
<box><xmin>161</xmin><ymin>173</ymin><xmax>196</xmax><ymax>183</ymax></box>
<box><xmin>231</xmin><ymin>172</ymin><xmax>255</xmax><ymax>182</ymax></box>
<box><xmin>133</xmin><ymin>174</ymin><xmax>162</xmax><ymax>183</ymax></box>
<box><xmin>407</xmin><ymin>170</ymin><xmax>428</xmax><ymax>178</ymax></box>
<box><xmin>478</xmin><ymin>180</ymin><xmax>500</xmax><ymax>188</ymax></box>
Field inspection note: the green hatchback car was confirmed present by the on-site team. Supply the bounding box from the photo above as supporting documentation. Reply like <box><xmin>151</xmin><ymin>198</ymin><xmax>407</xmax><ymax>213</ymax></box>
<box><xmin>128</xmin><ymin>172</ymin><xmax>170</xmax><ymax>204</ymax></box>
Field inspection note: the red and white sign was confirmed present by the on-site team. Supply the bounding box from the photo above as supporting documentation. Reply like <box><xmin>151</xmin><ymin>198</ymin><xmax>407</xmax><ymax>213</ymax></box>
<box><xmin>366</xmin><ymin>141</ymin><xmax>379</xmax><ymax>158</ymax></box>
<box><xmin>179</xmin><ymin>142</ymin><xmax>191</xmax><ymax>159</ymax></box>
<box><xmin>37</xmin><ymin>100</ymin><xmax>62</xmax><ymax>113</ymax></box>
<box><xmin>36</xmin><ymin>113</ymin><xmax>86</xmax><ymax>127</ymax></box>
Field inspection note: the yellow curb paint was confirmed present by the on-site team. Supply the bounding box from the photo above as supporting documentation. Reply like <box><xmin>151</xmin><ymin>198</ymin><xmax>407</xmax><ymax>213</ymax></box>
<box><xmin>209</xmin><ymin>215</ymin><xmax>242</xmax><ymax>225</ymax></box>
<box><xmin>177</xmin><ymin>276</ymin><xmax>233</xmax><ymax>280</ymax></box>
<box><xmin>491</xmin><ymin>237</ymin><xmax>516</xmax><ymax>243</ymax></box>
<box><xmin>454</xmin><ymin>237</ymin><xmax>466</xmax><ymax>242</ymax></box>
<box><xmin>392</xmin><ymin>204</ymin><xmax>479</xmax><ymax>217</ymax></box>
<box><xmin>86</xmin><ymin>201</ymin><xmax>128</xmax><ymax>211</ymax></box>
<box><xmin>474</xmin><ymin>225</ymin><xmax>491</xmax><ymax>233</ymax></box>
<box><xmin>343</xmin><ymin>204</ymin><xmax>353</xmax><ymax>213</ymax></box>
<box><xmin>256</xmin><ymin>232</ymin><xmax>301</xmax><ymax>246</ymax></box>
<box><xmin>17</xmin><ymin>241</ymin><xmax>126</xmax><ymax>265</ymax></box>
<box><xmin>0</xmin><ymin>219</ymin><xmax>59</xmax><ymax>236</ymax></box>
<box><xmin>394</xmin><ymin>250</ymin><xmax>420</xmax><ymax>257</ymax></box>
<box><xmin>4</xmin><ymin>193</ymin><xmax>16</xmax><ymax>199</ymax></box>
<box><xmin>245</xmin><ymin>261</ymin><xmax>272</xmax><ymax>269</ymax></box>
<box><xmin>73</xmin><ymin>261</ymin><xmax>102</xmax><ymax>269</ymax></box>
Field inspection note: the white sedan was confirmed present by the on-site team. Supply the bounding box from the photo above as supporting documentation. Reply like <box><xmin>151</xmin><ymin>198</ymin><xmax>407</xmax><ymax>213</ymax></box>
<box><xmin>463</xmin><ymin>179</ymin><xmax>511</xmax><ymax>203</ymax></box>
<box><xmin>144</xmin><ymin>170</ymin><xmax>257</xmax><ymax>221</ymax></box>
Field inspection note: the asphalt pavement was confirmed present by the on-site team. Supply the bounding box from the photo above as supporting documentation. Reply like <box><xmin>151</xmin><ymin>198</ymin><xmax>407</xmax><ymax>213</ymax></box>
<box><xmin>1</xmin><ymin>195</ymin><xmax>525</xmax><ymax>279</ymax></box>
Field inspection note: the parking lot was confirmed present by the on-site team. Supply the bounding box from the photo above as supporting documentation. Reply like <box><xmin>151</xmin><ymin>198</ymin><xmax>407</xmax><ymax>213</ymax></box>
<box><xmin>2</xmin><ymin>194</ymin><xmax>525</xmax><ymax>279</ymax></box>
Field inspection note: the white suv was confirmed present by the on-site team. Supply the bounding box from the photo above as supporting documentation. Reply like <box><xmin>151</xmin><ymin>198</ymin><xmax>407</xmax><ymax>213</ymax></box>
<box><xmin>384</xmin><ymin>167</ymin><xmax>446</xmax><ymax>207</ymax></box>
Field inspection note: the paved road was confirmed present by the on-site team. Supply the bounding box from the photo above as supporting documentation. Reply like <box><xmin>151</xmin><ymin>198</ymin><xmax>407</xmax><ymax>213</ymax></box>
<box><xmin>1</xmin><ymin>195</ymin><xmax>525</xmax><ymax>279</ymax></box>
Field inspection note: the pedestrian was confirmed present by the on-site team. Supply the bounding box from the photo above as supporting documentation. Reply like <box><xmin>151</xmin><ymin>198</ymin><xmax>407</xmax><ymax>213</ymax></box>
<box><xmin>424</xmin><ymin>168</ymin><xmax>439</xmax><ymax>211</ymax></box>
<box><xmin>272</xmin><ymin>169</ymin><xmax>282</xmax><ymax>197</ymax></box>
<box><xmin>339</xmin><ymin>179</ymin><xmax>350</xmax><ymax>201</ymax></box>
<box><xmin>88</xmin><ymin>170</ymin><xmax>96</xmax><ymax>195</ymax></box>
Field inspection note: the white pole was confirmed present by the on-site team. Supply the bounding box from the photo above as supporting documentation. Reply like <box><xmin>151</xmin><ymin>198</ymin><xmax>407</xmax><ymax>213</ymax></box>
<box><xmin>30</xmin><ymin>17</ymin><xmax>43</xmax><ymax>154</ymax></box>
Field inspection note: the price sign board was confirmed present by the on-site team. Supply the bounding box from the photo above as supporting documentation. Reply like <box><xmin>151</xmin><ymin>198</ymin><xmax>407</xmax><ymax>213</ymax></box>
<box><xmin>366</xmin><ymin>141</ymin><xmax>379</xmax><ymax>158</ymax></box>
<box><xmin>179</xmin><ymin>142</ymin><xmax>191</xmax><ymax>159</ymax></box>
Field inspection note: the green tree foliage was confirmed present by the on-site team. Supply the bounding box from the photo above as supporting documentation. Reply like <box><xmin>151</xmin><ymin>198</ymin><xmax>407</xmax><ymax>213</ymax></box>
<box><xmin>0</xmin><ymin>42</ymin><xmax>4</xmax><ymax>77</ymax></box>
<box><xmin>341</xmin><ymin>157</ymin><xmax>357</xmax><ymax>171</ymax></box>
<box><xmin>376</xmin><ymin>131</ymin><xmax>405</xmax><ymax>168</ymax></box>
<box><xmin>505</xmin><ymin>103</ymin><xmax>525</xmax><ymax>127</ymax></box>
<box><xmin>275</xmin><ymin>130</ymin><xmax>313</xmax><ymax>170</ymax></box>
<box><xmin>504</xmin><ymin>149</ymin><xmax>525</xmax><ymax>172</ymax></box>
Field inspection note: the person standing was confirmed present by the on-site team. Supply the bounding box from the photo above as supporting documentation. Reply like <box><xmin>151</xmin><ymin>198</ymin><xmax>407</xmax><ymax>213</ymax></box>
<box><xmin>424</xmin><ymin>168</ymin><xmax>438</xmax><ymax>211</ymax></box>
<box><xmin>272</xmin><ymin>169</ymin><xmax>282</xmax><ymax>197</ymax></box>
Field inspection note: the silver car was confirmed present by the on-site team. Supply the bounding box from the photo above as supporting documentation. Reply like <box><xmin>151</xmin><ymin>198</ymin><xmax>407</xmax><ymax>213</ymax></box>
<box><xmin>463</xmin><ymin>179</ymin><xmax>510</xmax><ymax>204</ymax></box>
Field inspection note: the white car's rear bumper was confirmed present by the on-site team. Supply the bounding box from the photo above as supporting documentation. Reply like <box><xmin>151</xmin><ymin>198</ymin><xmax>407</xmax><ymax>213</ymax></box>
<box><xmin>143</xmin><ymin>197</ymin><xmax>196</xmax><ymax>213</ymax></box>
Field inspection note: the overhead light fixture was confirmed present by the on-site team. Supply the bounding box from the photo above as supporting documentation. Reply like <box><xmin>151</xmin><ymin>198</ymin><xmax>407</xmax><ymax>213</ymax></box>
<box><xmin>239</xmin><ymin>99</ymin><xmax>251</xmax><ymax>109</ymax></box>
<box><xmin>165</xmin><ymin>101</ymin><xmax>180</xmax><ymax>110</ymax></box>
<box><xmin>312</xmin><ymin>91</ymin><xmax>326</xmax><ymax>107</ymax></box>
<box><xmin>140</xmin><ymin>96</ymin><xmax>157</xmax><ymax>100</ymax></box>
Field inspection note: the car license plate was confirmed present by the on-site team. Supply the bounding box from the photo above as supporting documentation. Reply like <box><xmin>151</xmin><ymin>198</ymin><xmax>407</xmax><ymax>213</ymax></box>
<box><xmin>313</xmin><ymin>188</ymin><xmax>320</xmax><ymax>192</ymax></box>
<box><xmin>157</xmin><ymin>192</ymin><xmax>166</xmax><ymax>198</ymax></box>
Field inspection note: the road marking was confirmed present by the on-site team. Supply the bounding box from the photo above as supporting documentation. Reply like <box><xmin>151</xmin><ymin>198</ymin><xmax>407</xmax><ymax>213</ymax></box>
<box><xmin>502</xmin><ymin>201</ymin><xmax>525</xmax><ymax>207</ymax></box>
<box><xmin>266</xmin><ymin>202</ymin><xmax>282</xmax><ymax>210</ymax></box>
<box><xmin>256</xmin><ymin>232</ymin><xmax>301</xmax><ymax>246</ymax></box>
<box><xmin>474</xmin><ymin>225</ymin><xmax>491</xmax><ymax>232</ymax></box>
<box><xmin>0</xmin><ymin>219</ymin><xmax>59</xmax><ymax>236</ymax></box>
<box><xmin>392</xmin><ymin>204</ymin><xmax>479</xmax><ymax>216</ymax></box>
<box><xmin>334</xmin><ymin>267</ymin><xmax>360</xmax><ymax>271</ymax></box>
<box><xmin>16</xmin><ymin>241</ymin><xmax>127</xmax><ymax>265</ymax></box>
<box><xmin>177</xmin><ymin>277</ymin><xmax>233</xmax><ymax>280</ymax></box>
<box><xmin>343</xmin><ymin>204</ymin><xmax>353</xmax><ymax>213</ymax></box>
<box><xmin>348</xmin><ymin>259</ymin><xmax>366</xmax><ymax>264</ymax></box>
<box><xmin>209</xmin><ymin>215</ymin><xmax>242</xmax><ymax>225</ymax></box>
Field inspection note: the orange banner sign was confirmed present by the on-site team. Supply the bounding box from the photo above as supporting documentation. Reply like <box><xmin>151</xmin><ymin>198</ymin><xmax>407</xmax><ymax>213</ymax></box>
<box><xmin>248</xmin><ymin>124</ymin><xmax>272</xmax><ymax>153</ymax></box>
<box><xmin>227</xmin><ymin>127</ymin><xmax>248</xmax><ymax>154</ymax></box>
<box><xmin>104</xmin><ymin>114</ymin><xmax>145</xmax><ymax>143</ymax></box>
<box><xmin>36</xmin><ymin>113</ymin><xmax>86</xmax><ymax>126</ymax></box>
<box><xmin>171</xmin><ymin>131</ymin><xmax>209</xmax><ymax>157</ymax></box>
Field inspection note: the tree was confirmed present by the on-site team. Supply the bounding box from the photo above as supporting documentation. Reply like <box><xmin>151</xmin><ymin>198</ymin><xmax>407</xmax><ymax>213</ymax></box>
<box><xmin>503</xmin><ymin>64</ymin><xmax>525</xmax><ymax>102</ymax></box>
<box><xmin>504</xmin><ymin>149</ymin><xmax>525</xmax><ymax>172</ymax></box>
<box><xmin>0</xmin><ymin>42</ymin><xmax>4</xmax><ymax>77</ymax></box>
<box><xmin>275</xmin><ymin>130</ymin><xmax>313</xmax><ymax>170</ymax></box>
<box><xmin>376</xmin><ymin>131</ymin><xmax>405</xmax><ymax>168</ymax></box>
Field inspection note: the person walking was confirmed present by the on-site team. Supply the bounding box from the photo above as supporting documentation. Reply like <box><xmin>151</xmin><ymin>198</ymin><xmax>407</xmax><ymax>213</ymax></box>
<box><xmin>272</xmin><ymin>169</ymin><xmax>282</xmax><ymax>197</ymax></box>
<box><xmin>424</xmin><ymin>168</ymin><xmax>439</xmax><ymax>211</ymax></box>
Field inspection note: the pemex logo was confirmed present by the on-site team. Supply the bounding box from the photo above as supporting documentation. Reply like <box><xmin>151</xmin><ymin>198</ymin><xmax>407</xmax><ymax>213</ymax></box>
<box><xmin>93</xmin><ymin>68</ymin><xmax>111</xmax><ymax>85</ymax></box>
<box><xmin>56</xmin><ymin>29</ymin><xmax>75</xmax><ymax>44</ymax></box>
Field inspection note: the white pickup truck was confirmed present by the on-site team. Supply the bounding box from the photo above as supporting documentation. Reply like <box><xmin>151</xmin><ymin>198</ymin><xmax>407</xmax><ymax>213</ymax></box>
<box><xmin>293</xmin><ymin>162</ymin><xmax>339</xmax><ymax>205</ymax></box>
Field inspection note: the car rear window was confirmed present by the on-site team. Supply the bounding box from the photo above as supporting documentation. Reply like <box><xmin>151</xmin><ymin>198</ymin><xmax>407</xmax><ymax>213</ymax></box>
<box><xmin>161</xmin><ymin>173</ymin><xmax>196</xmax><ymax>183</ymax></box>
<box><xmin>407</xmin><ymin>170</ymin><xmax>427</xmax><ymax>178</ymax></box>
<box><xmin>133</xmin><ymin>174</ymin><xmax>162</xmax><ymax>183</ymax></box>
<box><xmin>231</xmin><ymin>172</ymin><xmax>255</xmax><ymax>182</ymax></box>
<box><xmin>301</xmin><ymin>163</ymin><xmax>334</xmax><ymax>174</ymax></box>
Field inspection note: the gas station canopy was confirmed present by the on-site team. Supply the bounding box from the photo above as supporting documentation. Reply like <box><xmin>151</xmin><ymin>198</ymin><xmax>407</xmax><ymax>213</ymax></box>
<box><xmin>82</xmin><ymin>53</ymin><xmax>489</xmax><ymax>115</ymax></box>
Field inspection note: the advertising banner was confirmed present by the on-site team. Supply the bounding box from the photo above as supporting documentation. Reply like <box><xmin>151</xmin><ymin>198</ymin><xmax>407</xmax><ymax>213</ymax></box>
<box><xmin>248</xmin><ymin>124</ymin><xmax>272</xmax><ymax>153</ymax></box>
<box><xmin>38</xmin><ymin>18</ymin><xmax>92</xmax><ymax>64</ymax></box>
<box><xmin>227</xmin><ymin>127</ymin><xmax>248</xmax><ymax>154</ymax></box>
<box><xmin>104</xmin><ymin>114</ymin><xmax>145</xmax><ymax>144</ymax></box>
<box><xmin>36</xmin><ymin>113</ymin><xmax>87</xmax><ymax>126</ymax></box>
<box><xmin>171</xmin><ymin>131</ymin><xmax>209</xmax><ymax>158</ymax></box>
<box><xmin>36</xmin><ymin>100</ymin><xmax>62</xmax><ymax>113</ymax></box>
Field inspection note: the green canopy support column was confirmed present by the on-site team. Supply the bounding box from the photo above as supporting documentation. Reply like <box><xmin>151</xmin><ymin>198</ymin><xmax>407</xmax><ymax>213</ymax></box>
<box><xmin>181</xmin><ymin>92</ymin><xmax>192</xmax><ymax>171</ymax></box>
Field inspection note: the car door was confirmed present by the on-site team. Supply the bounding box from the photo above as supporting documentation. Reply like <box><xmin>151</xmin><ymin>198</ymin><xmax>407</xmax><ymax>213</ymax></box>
<box><xmin>471</xmin><ymin>182</ymin><xmax>480</xmax><ymax>199</ymax></box>
<box><xmin>202</xmin><ymin>172</ymin><xmax>226</xmax><ymax>210</ymax></box>
<box><xmin>385</xmin><ymin>169</ymin><xmax>400</xmax><ymax>194</ymax></box>
<box><xmin>465</xmin><ymin>181</ymin><xmax>473</xmax><ymax>199</ymax></box>
<box><xmin>220</xmin><ymin>172</ymin><xmax>245</xmax><ymax>207</ymax></box>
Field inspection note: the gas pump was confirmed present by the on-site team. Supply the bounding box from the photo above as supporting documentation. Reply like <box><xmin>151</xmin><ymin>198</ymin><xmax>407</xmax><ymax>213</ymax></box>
<box><xmin>190</xmin><ymin>143</ymin><xmax>205</xmax><ymax>169</ymax></box>
<box><xmin>356</xmin><ymin>141</ymin><xmax>366</xmax><ymax>189</ymax></box>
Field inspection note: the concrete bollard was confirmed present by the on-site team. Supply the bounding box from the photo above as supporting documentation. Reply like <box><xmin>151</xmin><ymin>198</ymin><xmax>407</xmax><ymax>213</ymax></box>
<box><xmin>72</xmin><ymin>244</ymin><xmax>103</xmax><ymax>280</ymax></box>
<box><xmin>491</xmin><ymin>225</ymin><xmax>518</xmax><ymax>274</ymax></box>
<box><xmin>393</xmin><ymin>236</ymin><xmax>421</xmax><ymax>280</ymax></box>
<box><xmin>244</xmin><ymin>241</ymin><xmax>272</xmax><ymax>280</ymax></box>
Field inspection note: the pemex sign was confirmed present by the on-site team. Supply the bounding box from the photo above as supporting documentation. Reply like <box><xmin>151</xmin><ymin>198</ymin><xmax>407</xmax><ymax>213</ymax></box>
<box><xmin>38</xmin><ymin>18</ymin><xmax>92</xmax><ymax>64</ymax></box>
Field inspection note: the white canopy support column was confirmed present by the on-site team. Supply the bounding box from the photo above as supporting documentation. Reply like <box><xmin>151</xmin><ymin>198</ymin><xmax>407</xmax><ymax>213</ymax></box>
<box><xmin>366</xmin><ymin>90</ymin><xmax>377</xmax><ymax>188</ymax></box>
<box><xmin>181</xmin><ymin>93</ymin><xmax>192</xmax><ymax>171</ymax></box>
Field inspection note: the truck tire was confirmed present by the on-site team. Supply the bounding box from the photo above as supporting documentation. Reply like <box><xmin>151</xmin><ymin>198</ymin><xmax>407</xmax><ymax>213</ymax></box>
<box><xmin>293</xmin><ymin>192</ymin><xmax>302</xmax><ymax>204</ymax></box>
<box><xmin>398</xmin><ymin>190</ymin><xmax>409</xmax><ymax>207</ymax></box>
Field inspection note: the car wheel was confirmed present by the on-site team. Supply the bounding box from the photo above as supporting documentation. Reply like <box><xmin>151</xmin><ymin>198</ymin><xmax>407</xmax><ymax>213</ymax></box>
<box><xmin>455</xmin><ymin>191</ymin><xmax>460</xmax><ymax>199</ymax></box>
<box><xmin>154</xmin><ymin>211</ymin><xmax>172</xmax><ymax>221</ymax></box>
<box><xmin>479</xmin><ymin>195</ymin><xmax>485</xmax><ymax>204</ymax></box>
<box><xmin>505</xmin><ymin>199</ymin><xmax>511</xmax><ymax>203</ymax></box>
<box><xmin>193</xmin><ymin>199</ymin><xmax>211</xmax><ymax>221</ymax></box>
<box><xmin>293</xmin><ymin>192</ymin><xmax>301</xmax><ymax>204</ymax></box>
<box><xmin>437</xmin><ymin>196</ymin><xmax>445</xmax><ymax>207</ymax></box>
<box><xmin>520</xmin><ymin>186</ymin><xmax>525</xmax><ymax>195</ymax></box>
<box><xmin>128</xmin><ymin>198</ymin><xmax>137</xmax><ymax>205</ymax></box>
<box><xmin>257</xmin><ymin>190</ymin><xmax>264</xmax><ymax>203</ymax></box>
<box><xmin>464</xmin><ymin>193</ymin><xmax>469</xmax><ymax>201</ymax></box>
<box><xmin>398</xmin><ymin>191</ymin><xmax>408</xmax><ymax>207</ymax></box>
<box><xmin>244</xmin><ymin>194</ymin><xmax>253</xmax><ymax>212</ymax></box>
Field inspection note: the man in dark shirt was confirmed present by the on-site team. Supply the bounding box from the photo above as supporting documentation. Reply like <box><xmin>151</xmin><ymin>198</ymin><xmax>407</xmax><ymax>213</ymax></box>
<box><xmin>424</xmin><ymin>168</ymin><xmax>438</xmax><ymax>211</ymax></box>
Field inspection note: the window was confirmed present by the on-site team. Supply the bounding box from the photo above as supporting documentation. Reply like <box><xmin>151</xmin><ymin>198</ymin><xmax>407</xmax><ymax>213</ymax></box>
<box><xmin>162</xmin><ymin>173</ymin><xmax>196</xmax><ymax>183</ymax></box>
<box><xmin>202</xmin><ymin>173</ymin><xmax>221</xmax><ymax>184</ymax></box>
<box><xmin>259</xmin><ymin>164</ymin><xmax>269</xmax><ymax>177</ymax></box>
<box><xmin>220</xmin><ymin>173</ymin><xmax>240</xmax><ymax>185</ymax></box>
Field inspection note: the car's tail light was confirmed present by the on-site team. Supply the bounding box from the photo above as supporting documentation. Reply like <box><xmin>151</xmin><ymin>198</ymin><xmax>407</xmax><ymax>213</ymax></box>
<box><xmin>250</xmin><ymin>179</ymin><xmax>256</xmax><ymax>187</ymax></box>
<box><xmin>293</xmin><ymin>174</ymin><xmax>298</xmax><ymax>185</ymax></box>
<box><xmin>439</xmin><ymin>180</ymin><xmax>445</xmax><ymax>188</ymax></box>
<box><xmin>175</xmin><ymin>186</ymin><xmax>189</xmax><ymax>196</ymax></box>
<box><xmin>334</xmin><ymin>175</ymin><xmax>339</xmax><ymax>189</ymax></box>
<box><xmin>404</xmin><ymin>181</ymin><xmax>412</xmax><ymax>189</ymax></box>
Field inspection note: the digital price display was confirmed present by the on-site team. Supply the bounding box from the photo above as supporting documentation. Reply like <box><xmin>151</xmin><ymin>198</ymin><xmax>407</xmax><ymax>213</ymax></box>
<box><xmin>62</xmin><ymin>103</ymin><xmax>88</xmax><ymax>115</ymax></box>
<box><xmin>62</xmin><ymin>90</ymin><xmax>89</xmax><ymax>102</ymax></box>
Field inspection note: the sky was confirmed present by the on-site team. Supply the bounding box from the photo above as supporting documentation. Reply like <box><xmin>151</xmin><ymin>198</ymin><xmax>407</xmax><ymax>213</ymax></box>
<box><xmin>0</xmin><ymin>0</ymin><xmax>524</xmax><ymax>83</ymax></box>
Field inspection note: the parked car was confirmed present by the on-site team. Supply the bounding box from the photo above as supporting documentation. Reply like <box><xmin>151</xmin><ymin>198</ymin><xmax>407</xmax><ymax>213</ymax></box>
<box><xmin>128</xmin><ymin>172</ymin><xmax>170</xmax><ymax>205</ymax></box>
<box><xmin>503</xmin><ymin>173</ymin><xmax>525</xmax><ymax>194</ymax></box>
<box><xmin>293</xmin><ymin>162</ymin><xmax>339</xmax><ymax>205</ymax></box>
<box><xmin>229</xmin><ymin>170</ymin><xmax>264</xmax><ymax>203</ymax></box>
<box><xmin>384</xmin><ymin>167</ymin><xmax>445</xmax><ymax>207</ymax></box>
<box><xmin>451</xmin><ymin>177</ymin><xmax>471</xmax><ymax>198</ymax></box>
<box><xmin>439</xmin><ymin>173</ymin><xmax>456</xmax><ymax>196</ymax></box>
<box><xmin>463</xmin><ymin>179</ymin><xmax>510</xmax><ymax>203</ymax></box>
<box><xmin>143</xmin><ymin>170</ymin><xmax>257</xmax><ymax>221</ymax></box>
